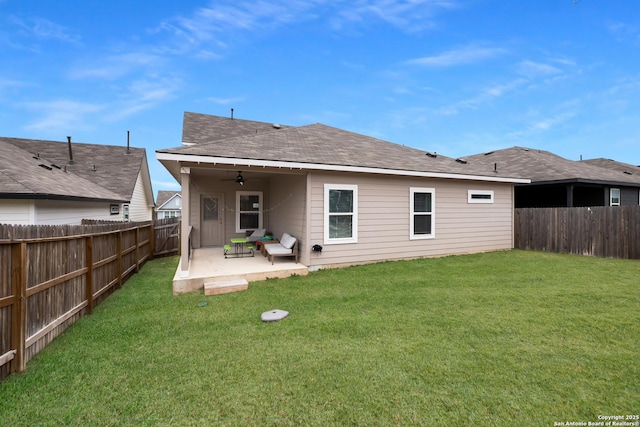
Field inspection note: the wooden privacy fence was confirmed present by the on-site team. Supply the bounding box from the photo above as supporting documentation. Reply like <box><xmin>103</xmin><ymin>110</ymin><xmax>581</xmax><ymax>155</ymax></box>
<box><xmin>514</xmin><ymin>206</ymin><xmax>640</xmax><ymax>259</ymax></box>
<box><xmin>0</xmin><ymin>218</ymin><xmax>179</xmax><ymax>382</ymax></box>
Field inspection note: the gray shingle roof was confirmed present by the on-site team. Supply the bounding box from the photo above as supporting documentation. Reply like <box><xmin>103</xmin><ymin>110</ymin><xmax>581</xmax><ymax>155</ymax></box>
<box><xmin>159</xmin><ymin>113</ymin><xmax>524</xmax><ymax>180</ymax></box>
<box><xmin>465</xmin><ymin>146</ymin><xmax>640</xmax><ymax>186</ymax></box>
<box><xmin>582</xmin><ymin>158</ymin><xmax>640</xmax><ymax>177</ymax></box>
<box><xmin>1</xmin><ymin>136</ymin><xmax>147</xmax><ymax>200</ymax></box>
<box><xmin>182</xmin><ymin>111</ymin><xmax>289</xmax><ymax>145</ymax></box>
<box><xmin>0</xmin><ymin>140</ymin><xmax>126</xmax><ymax>202</ymax></box>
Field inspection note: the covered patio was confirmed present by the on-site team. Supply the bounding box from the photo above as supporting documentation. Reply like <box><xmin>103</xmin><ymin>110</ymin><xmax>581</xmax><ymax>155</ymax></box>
<box><xmin>172</xmin><ymin>246</ymin><xmax>309</xmax><ymax>295</ymax></box>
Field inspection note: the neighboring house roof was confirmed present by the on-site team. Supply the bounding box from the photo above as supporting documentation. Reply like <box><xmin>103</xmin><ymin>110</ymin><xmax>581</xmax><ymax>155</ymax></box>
<box><xmin>157</xmin><ymin>113</ymin><xmax>527</xmax><ymax>184</ymax></box>
<box><xmin>1</xmin><ymin>136</ymin><xmax>154</xmax><ymax>203</ymax></box>
<box><xmin>465</xmin><ymin>146</ymin><xmax>640</xmax><ymax>186</ymax></box>
<box><xmin>582</xmin><ymin>158</ymin><xmax>640</xmax><ymax>177</ymax></box>
<box><xmin>156</xmin><ymin>191</ymin><xmax>181</xmax><ymax>210</ymax></box>
<box><xmin>0</xmin><ymin>140</ymin><xmax>126</xmax><ymax>202</ymax></box>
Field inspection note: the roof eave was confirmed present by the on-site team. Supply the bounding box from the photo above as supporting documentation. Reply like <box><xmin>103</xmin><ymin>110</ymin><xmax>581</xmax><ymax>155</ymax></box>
<box><xmin>156</xmin><ymin>152</ymin><xmax>530</xmax><ymax>184</ymax></box>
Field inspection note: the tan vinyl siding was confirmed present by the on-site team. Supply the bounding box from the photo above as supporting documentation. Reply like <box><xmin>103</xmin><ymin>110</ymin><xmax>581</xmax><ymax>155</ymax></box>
<box><xmin>308</xmin><ymin>171</ymin><xmax>514</xmax><ymax>268</ymax></box>
<box><xmin>128</xmin><ymin>173</ymin><xmax>153</xmax><ymax>221</ymax></box>
<box><xmin>267</xmin><ymin>174</ymin><xmax>307</xmax><ymax>259</ymax></box>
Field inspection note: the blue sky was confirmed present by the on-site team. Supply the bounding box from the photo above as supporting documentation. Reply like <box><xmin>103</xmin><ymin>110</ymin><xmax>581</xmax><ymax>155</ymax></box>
<box><xmin>2</xmin><ymin>0</ymin><xmax>639</xmax><ymax>194</ymax></box>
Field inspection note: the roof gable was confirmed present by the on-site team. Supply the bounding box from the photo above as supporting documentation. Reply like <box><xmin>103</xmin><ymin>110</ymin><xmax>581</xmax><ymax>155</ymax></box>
<box><xmin>156</xmin><ymin>191</ymin><xmax>181</xmax><ymax>209</ymax></box>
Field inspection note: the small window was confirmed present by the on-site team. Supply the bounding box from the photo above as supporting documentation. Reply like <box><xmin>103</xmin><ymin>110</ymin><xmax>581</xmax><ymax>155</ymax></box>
<box><xmin>236</xmin><ymin>191</ymin><xmax>263</xmax><ymax>232</ymax></box>
<box><xmin>468</xmin><ymin>190</ymin><xmax>494</xmax><ymax>204</ymax></box>
<box><xmin>410</xmin><ymin>187</ymin><xmax>435</xmax><ymax>240</ymax></box>
<box><xmin>610</xmin><ymin>188</ymin><xmax>620</xmax><ymax>206</ymax></box>
<box><xmin>324</xmin><ymin>184</ymin><xmax>358</xmax><ymax>244</ymax></box>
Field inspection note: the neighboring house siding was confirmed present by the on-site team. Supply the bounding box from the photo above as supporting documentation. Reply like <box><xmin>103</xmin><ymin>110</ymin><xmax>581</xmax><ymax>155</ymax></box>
<box><xmin>620</xmin><ymin>187</ymin><xmax>640</xmax><ymax>206</ymax></box>
<box><xmin>128</xmin><ymin>173</ymin><xmax>153</xmax><ymax>222</ymax></box>
<box><xmin>157</xmin><ymin>195</ymin><xmax>182</xmax><ymax>219</ymax></box>
<box><xmin>307</xmin><ymin>172</ymin><xmax>513</xmax><ymax>268</ymax></box>
<box><xmin>0</xmin><ymin>199</ymin><xmax>116</xmax><ymax>225</ymax></box>
<box><xmin>0</xmin><ymin>199</ymin><xmax>35</xmax><ymax>225</ymax></box>
<box><xmin>34</xmin><ymin>200</ymin><xmax>116</xmax><ymax>225</ymax></box>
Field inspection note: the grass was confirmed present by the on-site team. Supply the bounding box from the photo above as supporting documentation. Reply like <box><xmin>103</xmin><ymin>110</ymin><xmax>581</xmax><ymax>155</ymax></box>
<box><xmin>0</xmin><ymin>250</ymin><xmax>638</xmax><ymax>426</ymax></box>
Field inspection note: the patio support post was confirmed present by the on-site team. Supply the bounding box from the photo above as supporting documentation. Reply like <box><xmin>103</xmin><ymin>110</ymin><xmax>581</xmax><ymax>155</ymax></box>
<box><xmin>180</xmin><ymin>167</ymin><xmax>191</xmax><ymax>276</ymax></box>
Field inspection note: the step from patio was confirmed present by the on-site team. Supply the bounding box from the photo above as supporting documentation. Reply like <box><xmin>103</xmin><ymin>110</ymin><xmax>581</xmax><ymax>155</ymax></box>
<box><xmin>204</xmin><ymin>278</ymin><xmax>249</xmax><ymax>296</ymax></box>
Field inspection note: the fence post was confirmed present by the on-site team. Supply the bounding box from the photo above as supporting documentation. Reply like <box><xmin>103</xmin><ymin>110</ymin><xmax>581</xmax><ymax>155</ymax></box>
<box><xmin>117</xmin><ymin>230</ymin><xmax>123</xmax><ymax>289</ymax></box>
<box><xmin>149</xmin><ymin>222</ymin><xmax>155</xmax><ymax>260</ymax></box>
<box><xmin>135</xmin><ymin>226</ymin><xmax>140</xmax><ymax>273</ymax></box>
<box><xmin>10</xmin><ymin>242</ymin><xmax>26</xmax><ymax>373</ymax></box>
<box><xmin>85</xmin><ymin>236</ymin><xmax>93</xmax><ymax>315</ymax></box>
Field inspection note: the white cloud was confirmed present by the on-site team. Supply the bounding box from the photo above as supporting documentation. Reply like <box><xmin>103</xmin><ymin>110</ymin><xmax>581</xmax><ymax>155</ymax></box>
<box><xmin>206</xmin><ymin>96</ymin><xmax>245</xmax><ymax>105</ymax></box>
<box><xmin>331</xmin><ymin>0</ymin><xmax>459</xmax><ymax>32</ymax></box>
<box><xmin>407</xmin><ymin>45</ymin><xmax>507</xmax><ymax>67</ymax></box>
<box><xmin>105</xmin><ymin>77</ymin><xmax>181</xmax><ymax>121</ymax></box>
<box><xmin>515</xmin><ymin>60</ymin><xmax>561</xmax><ymax>79</ymax></box>
<box><xmin>437</xmin><ymin>78</ymin><xmax>527</xmax><ymax>115</ymax></box>
<box><xmin>9</xmin><ymin>16</ymin><xmax>80</xmax><ymax>44</ymax></box>
<box><xmin>70</xmin><ymin>53</ymin><xmax>164</xmax><ymax>80</ymax></box>
<box><xmin>22</xmin><ymin>100</ymin><xmax>105</xmax><ymax>133</ymax></box>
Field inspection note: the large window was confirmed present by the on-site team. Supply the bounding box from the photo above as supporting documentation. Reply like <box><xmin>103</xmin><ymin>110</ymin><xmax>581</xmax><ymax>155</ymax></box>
<box><xmin>324</xmin><ymin>184</ymin><xmax>358</xmax><ymax>244</ymax></box>
<box><xmin>410</xmin><ymin>187</ymin><xmax>435</xmax><ymax>239</ymax></box>
<box><xmin>236</xmin><ymin>191</ymin><xmax>263</xmax><ymax>232</ymax></box>
<box><xmin>610</xmin><ymin>188</ymin><xmax>620</xmax><ymax>206</ymax></box>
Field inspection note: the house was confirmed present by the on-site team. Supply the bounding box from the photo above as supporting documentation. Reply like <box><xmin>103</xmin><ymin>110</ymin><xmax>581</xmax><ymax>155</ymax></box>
<box><xmin>157</xmin><ymin>112</ymin><xmax>528</xmax><ymax>281</ymax></box>
<box><xmin>0</xmin><ymin>136</ymin><xmax>155</xmax><ymax>225</ymax></box>
<box><xmin>464</xmin><ymin>147</ymin><xmax>640</xmax><ymax>208</ymax></box>
<box><xmin>155</xmin><ymin>191</ymin><xmax>182</xmax><ymax>219</ymax></box>
<box><xmin>581</xmin><ymin>158</ymin><xmax>640</xmax><ymax>206</ymax></box>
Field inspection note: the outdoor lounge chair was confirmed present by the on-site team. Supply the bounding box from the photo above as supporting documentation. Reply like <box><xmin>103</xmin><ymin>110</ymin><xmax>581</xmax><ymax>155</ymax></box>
<box><xmin>246</xmin><ymin>228</ymin><xmax>266</xmax><ymax>243</ymax></box>
<box><xmin>265</xmin><ymin>233</ymin><xmax>298</xmax><ymax>265</ymax></box>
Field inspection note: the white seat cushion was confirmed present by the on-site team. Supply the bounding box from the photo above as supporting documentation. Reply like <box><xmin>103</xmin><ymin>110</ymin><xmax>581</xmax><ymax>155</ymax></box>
<box><xmin>265</xmin><ymin>245</ymin><xmax>292</xmax><ymax>255</ymax></box>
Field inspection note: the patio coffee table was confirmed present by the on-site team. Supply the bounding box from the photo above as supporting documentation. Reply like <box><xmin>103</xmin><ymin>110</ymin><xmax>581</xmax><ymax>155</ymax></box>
<box><xmin>224</xmin><ymin>238</ymin><xmax>255</xmax><ymax>258</ymax></box>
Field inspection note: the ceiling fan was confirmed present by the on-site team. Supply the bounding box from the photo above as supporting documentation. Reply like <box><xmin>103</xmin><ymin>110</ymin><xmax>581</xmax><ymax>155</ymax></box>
<box><xmin>221</xmin><ymin>171</ymin><xmax>246</xmax><ymax>185</ymax></box>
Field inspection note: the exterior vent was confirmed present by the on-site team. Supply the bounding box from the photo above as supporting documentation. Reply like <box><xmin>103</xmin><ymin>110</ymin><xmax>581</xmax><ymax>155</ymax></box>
<box><xmin>272</xmin><ymin>124</ymin><xmax>281</xmax><ymax>129</ymax></box>
<box><xmin>456</xmin><ymin>158</ymin><xmax>467</xmax><ymax>164</ymax></box>
<box><xmin>38</xmin><ymin>164</ymin><xmax>52</xmax><ymax>171</ymax></box>
<box><xmin>623</xmin><ymin>171</ymin><xmax>632</xmax><ymax>175</ymax></box>
<box><xmin>426</xmin><ymin>152</ymin><xmax>437</xmax><ymax>158</ymax></box>
<box><xmin>484</xmin><ymin>151</ymin><xmax>494</xmax><ymax>155</ymax></box>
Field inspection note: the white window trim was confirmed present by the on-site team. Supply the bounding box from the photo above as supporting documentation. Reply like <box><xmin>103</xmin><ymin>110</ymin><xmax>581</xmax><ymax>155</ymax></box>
<box><xmin>468</xmin><ymin>189</ymin><xmax>494</xmax><ymax>204</ymax></box>
<box><xmin>324</xmin><ymin>184</ymin><xmax>358</xmax><ymax>245</ymax></box>
<box><xmin>610</xmin><ymin>188</ymin><xmax>620</xmax><ymax>206</ymax></box>
<box><xmin>410</xmin><ymin>187</ymin><xmax>435</xmax><ymax>240</ymax></box>
<box><xmin>236</xmin><ymin>191</ymin><xmax>263</xmax><ymax>233</ymax></box>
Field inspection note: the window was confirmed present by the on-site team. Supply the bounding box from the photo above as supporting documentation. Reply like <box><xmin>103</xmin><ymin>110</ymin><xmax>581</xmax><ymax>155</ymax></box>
<box><xmin>468</xmin><ymin>190</ymin><xmax>494</xmax><ymax>204</ymax></box>
<box><xmin>236</xmin><ymin>191</ymin><xmax>262</xmax><ymax>232</ymax></box>
<box><xmin>410</xmin><ymin>187</ymin><xmax>435</xmax><ymax>239</ymax></box>
<box><xmin>324</xmin><ymin>184</ymin><xmax>358</xmax><ymax>244</ymax></box>
<box><xmin>610</xmin><ymin>188</ymin><xmax>620</xmax><ymax>206</ymax></box>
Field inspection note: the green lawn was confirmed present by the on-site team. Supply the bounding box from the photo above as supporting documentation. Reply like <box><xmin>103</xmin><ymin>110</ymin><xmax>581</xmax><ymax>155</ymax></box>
<box><xmin>1</xmin><ymin>250</ymin><xmax>638</xmax><ymax>426</ymax></box>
